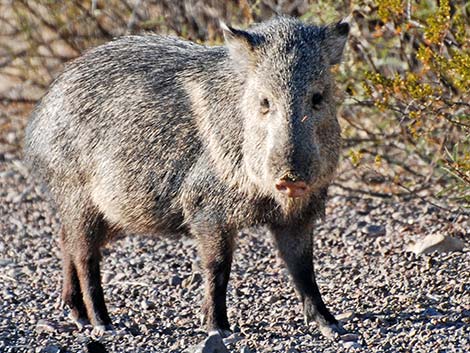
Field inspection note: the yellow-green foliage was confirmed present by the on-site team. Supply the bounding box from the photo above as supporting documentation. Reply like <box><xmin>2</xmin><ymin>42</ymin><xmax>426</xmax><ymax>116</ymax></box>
<box><xmin>353</xmin><ymin>0</ymin><xmax>470</xmax><ymax>204</ymax></box>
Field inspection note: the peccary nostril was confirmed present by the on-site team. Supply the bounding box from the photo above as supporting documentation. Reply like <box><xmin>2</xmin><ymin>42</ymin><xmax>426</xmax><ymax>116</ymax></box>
<box><xmin>275</xmin><ymin>180</ymin><xmax>309</xmax><ymax>198</ymax></box>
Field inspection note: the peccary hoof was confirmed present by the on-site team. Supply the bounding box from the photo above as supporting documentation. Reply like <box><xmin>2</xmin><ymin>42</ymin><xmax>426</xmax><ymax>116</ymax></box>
<box><xmin>91</xmin><ymin>324</ymin><xmax>115</xmax><ymax>337</ymax></box>
<box><xmin>67</xmin><ymin>312</ymin><xmax>89</xmax><ymax>330</ymax></box>
<box><xmin>318</xmin><ymin>322</ymin><xmax>347</xmax><ymax>339</ymax></box>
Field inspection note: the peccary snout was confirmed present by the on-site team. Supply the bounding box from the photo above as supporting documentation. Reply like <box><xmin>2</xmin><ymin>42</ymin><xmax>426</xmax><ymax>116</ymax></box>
<box><xmin>275</xmin><ymin>172</ymin><xmax>309</xmax><ymax>198</ymax></box>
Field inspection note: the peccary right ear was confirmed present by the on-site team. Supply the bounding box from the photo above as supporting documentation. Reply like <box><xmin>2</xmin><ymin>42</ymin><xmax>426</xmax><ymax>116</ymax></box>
<box><xmin>323</xmin><ymin>20</ymin><xmax>349</xmax><ymax>65</ymax></box>
<box><xmin>221</xmin><ymin>21</ymin><xmax>258</xmax><ymax>69</ymax></box>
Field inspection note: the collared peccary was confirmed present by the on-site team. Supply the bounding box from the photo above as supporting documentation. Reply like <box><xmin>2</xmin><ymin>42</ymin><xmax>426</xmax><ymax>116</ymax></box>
<box><xmin>24</xmin><ymin>16</ymin><xmax>349</xmax><ymax>338</ymax></box>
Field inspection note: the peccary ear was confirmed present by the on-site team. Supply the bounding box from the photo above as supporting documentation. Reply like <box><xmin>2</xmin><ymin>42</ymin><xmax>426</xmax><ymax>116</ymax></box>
<box><xmin>221</xmin><ymin>21</ymin><xmax>258</xmax><ymax>68</ymax></box>
<box><xmin>323</xmin><ymin>20</ymin><xmax>349</xmax><ymax>65</ymax></box>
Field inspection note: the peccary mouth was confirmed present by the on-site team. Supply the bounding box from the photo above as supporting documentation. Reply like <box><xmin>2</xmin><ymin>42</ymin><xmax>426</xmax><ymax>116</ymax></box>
<box><xmin>275</xmin><ymin>171</ymin><xmax>310</xmax><ymax>198</ymax></box>
<box><xmin>275</xmin><ymin>179</ymin><xmax>309</xmax><ymax>198</ymax></box>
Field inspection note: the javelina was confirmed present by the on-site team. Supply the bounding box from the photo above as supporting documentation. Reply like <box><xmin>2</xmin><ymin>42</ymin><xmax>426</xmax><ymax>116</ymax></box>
<box><xmin>24</xmin><ymin>16</ymin><xmax>349</xmax><ymax>338</ymax></box>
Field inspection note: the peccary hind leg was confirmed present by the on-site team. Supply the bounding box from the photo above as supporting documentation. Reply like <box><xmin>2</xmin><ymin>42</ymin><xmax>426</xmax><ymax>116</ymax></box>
<box><xmin>61</xmin><ymin>208</ymin><xmax>112</xmax><ymax>333</ymax></box>
<box><xmin>269</xmin><ymin>223</ymin><xmax>346</xmax><ymax>339</ymax></box>
<box><xmin>61</xmin><ymin>229</ymin><xmax>89</xmax><ymax>328</ymax></box>
<box><xmin>196</xmin><ymin>229</ymin><xmax>235</xmax><ymax>337</ymax></box>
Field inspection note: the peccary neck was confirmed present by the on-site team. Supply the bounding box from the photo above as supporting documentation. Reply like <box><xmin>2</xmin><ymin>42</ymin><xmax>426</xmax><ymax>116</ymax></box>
<box><xmin>182</xmin><ymin>49</ymin><xmax>251</xmax><ymax>193</ymax></box>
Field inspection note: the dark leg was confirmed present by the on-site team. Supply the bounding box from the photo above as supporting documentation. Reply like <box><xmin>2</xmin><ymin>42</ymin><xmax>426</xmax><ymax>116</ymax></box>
<box><xmin>196</xmin><ymin>229</ymin><xmax>235</xmax><ymax>337</ymax></box>
<box><xmin>74</xmin><ymin>245</ymin><xmax>112</xmax><ymax>333</ymax></box>
<box><xmin>61</xmin><ymin>208</ymin><xmax>112</xmax><ymax>333</ymax></box>
<box><xmin>60</xmin><ymin>227</ymin><xmax>89</xmax><ymax>328</ymax></box>
<box><xmin>269</xmin><ymin>222</ymin><xmax>345</xmax><ymax>338</ymax></box>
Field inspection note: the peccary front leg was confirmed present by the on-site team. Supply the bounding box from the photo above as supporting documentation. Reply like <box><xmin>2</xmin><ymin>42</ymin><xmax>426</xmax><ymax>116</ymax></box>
<box><xmin>195</xmin><ymin>228</ymin><xmax>235</xmax><ymax>337</ymax></box>
<box><xmin>269</xmin><ymin>223</ymin><xmax>346</xmax><ymax>339</ymax></box>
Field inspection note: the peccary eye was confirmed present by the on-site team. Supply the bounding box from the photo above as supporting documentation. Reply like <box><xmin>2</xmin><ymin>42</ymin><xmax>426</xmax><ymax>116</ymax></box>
<box><xmin>260</xmin><ymin>98</ymin><xmax>270</xmax><ymax>115</ymax></box>
<box><xmin>311</xmin><ymin>92</ymin><xmax>323</xmax><ymax>108</ymax></box>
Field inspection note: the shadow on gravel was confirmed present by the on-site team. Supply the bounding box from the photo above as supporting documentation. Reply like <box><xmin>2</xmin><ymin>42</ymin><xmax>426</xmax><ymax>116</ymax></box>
<box><xmin>87</xmin><ymin>341</ymin><xmax>108</xmax><ymax>353</ymax></box>
<box><xmin>359</xmin><ymin>308</ymin><xmax>469</xmax><ymax>330</ymax></box>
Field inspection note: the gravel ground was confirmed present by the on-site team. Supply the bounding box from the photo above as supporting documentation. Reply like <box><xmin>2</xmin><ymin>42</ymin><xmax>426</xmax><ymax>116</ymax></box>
<box><xmin>1</xmin><ymin>104</ymin><xmax>469</xmax><ymax>352</ymax></box>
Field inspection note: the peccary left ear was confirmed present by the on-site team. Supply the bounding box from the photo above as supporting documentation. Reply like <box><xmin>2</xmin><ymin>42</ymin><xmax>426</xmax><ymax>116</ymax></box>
<box><xmin>221</xmin><ymin>21</ymin><xmax>258</xmax><ymax>69</ymax></box>
<box><xmin>324</xmin><ymin>20</ymin><xmax>349</xmax><ymax>65</ymax></box>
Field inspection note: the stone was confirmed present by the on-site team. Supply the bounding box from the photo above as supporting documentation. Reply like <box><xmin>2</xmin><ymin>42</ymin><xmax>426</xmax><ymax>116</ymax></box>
<box><xmin>365</xmin><ymin>224</ymin><xmax>386</xmax><ymax>237</ymax></box>
<box><xmin>184</xmin><ymin>332</ymin><xmax>229</xmax><ymax>353</ymax></box>
<box><xmin>240</xmin><ymin>347</ymin><xmax>253</xmax><ymax>353</ymax></box>
<box><xmin>340</xmin><ymin>333</ymin><xmax>360</xmax><ymax>342</ymax></box>
<box><xmin>182</xmin><ymin>272</ymin><xmax>203</xmax><ymax>289</ymax></box>
<box><xmin>408</xmin><ymin>234</ymin><xmax>465</xmax><ymax>255</ymax></box>
<box><xmin>41</xmin><ymin>346</ymin><xmax>61</xmax><ymax>353</ymax></box>
<box><xmin>140</xmin><ymin>300</ymin><xmax>155</xmax><ymax>310</ymax></box>
<box><xmin>222</xmin><ymin>332</ymin><xmax>243</xmax><ymax>346</ymax></box>
<box><xmin>36</xmin><ymin>320</ymin><xmax>57</xmax><ymax>333</ymax></box>
<box><xmin>342</xmin><ymin>341</ymin><xmax>362</xmax><ymax>349</ymax></box>
<box><xmin>169</xmin><ymin>275</ymin><xmax>182</xmax><ymax>286</ymax></box>
<box><xmin>267</xmin><ymin>294</ymin><xmax>279</xmax><ymax>304</ymax></box>
<box><xmin>337</xmin><ymin>311</ymin><xmax>355</xmax><ymax>321</ymax></box>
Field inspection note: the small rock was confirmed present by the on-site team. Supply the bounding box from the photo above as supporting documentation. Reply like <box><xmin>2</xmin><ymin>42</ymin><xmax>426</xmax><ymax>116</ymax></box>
<box><xmin>169</xmin><ymin>275</ymin><xmax>182</xmax><ymax>286</ymax></box>
<box><xmin>140</xmin><ymin>300</ymin><xmax>155</xmax><ymax>310</ymax></box>
<box><xmin>5</xmin><ymin>132</ymin><xmax>16</xmax><ymax>145</ymax></box>
<box><xmin>182</xmin><ymin>272</ymin><xmax>203</xmax><ymax>288</ymax></box>
<box><xmin>365</xmin><ymin>224</ymin><xmax>386</xmax><ymax>237</ymax></box>
<box><xmin>222</xmin><ymin>332</ymin><xmax>243</xmax><ymax>346</ymax></box>
<box><xmin>184</xmin><ymin>332</ymin><xmax>229</xmax><ymax>353</ymax></box>
<box><xmin>267</xmin><ymin>294</ymin><xmax>279</xmax><ymax>304</ymax></box>
<box><xmin>41</xmin><ymin>345</ymin><xmax>61</xmax><ymax>353</ymax></box>
<box><xmin>356</xmin><ymin>202</ymin><xmax>370</xmax><ymax>215</ymax></box>
<box><xmin>357</xmin><ymin>221</ymin><xmax>368</xmax><ymax>228</ymax></box>
<box><xmin>337</xmin><ymin>311</ymin><xmax>355</xmax><ymax>321</ymax></box>
<box><xmin>36</xmin><ymin>319</ymin><xmax>57</xmax><ymax>333</ymax></box>
<box><xmin>342</xmin><ymin>341</ymin><xmax>362</xmax><ymax>350</ymax></box>
<box><xmin>340</xmin><ymin>333</ymin><xmax>360</xmax><ymax>342</ymax></box>
<box><xmin>422</xmin><ymin>307</ymin><xmax>443</xmax><ymax>317</ymax></box>
<box><xmin>408</xmin><ymin>234</ymin><xmax>465</xmax><ymax>255</ymax></box>
<box><xmin>0</xmin><ymin>259</ymin><xmax>12</xmax><ymax>266</ymax></box>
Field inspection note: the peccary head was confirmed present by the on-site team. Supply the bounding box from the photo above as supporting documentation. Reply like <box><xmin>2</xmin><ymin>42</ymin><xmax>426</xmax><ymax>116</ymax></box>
<box><xmin>223</xmin><ymin>17</ymin><xmax>348</xmax><ymax>210</ymax></box>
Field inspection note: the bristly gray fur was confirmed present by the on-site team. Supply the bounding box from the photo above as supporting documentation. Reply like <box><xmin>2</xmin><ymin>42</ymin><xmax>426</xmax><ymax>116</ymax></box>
<box><xmin>24</xmin><ymin>16</ymin><xmax>347</xmax><ymax>232</ymax></box>
<box><xmin>23</xmin><ymin>16</ymin><xmax>349</xmax><ymax>335</ymax></box>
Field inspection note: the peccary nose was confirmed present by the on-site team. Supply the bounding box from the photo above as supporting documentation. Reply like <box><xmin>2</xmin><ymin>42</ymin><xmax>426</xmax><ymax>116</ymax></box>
<box><xmin>275</xmin><ymin>179</ymin><xmax>309</xmax><ymax>198</ymax></box>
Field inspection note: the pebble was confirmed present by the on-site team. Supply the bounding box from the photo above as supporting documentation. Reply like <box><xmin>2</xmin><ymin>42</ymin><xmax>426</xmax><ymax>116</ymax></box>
<box><xmin>365</xmin><ymin>224</ymin><xmax>386</xmax><ymax>237</ymax></box>
<box><xmin>140</xmin><ymin>300</ymin><xmax>155</xmax><ymax>310</ymax></box>
<box><xmin>35</xmin><ymin>319</ymin><xmax>57</xmax><ymax>333</ymax></box>
<box><xmin>182</xmin><ymin>272</ymin><xmax>203</xmax><ymax>288</ymax></box>
<box><xmin>41</xmin><ymin>346</ymin><xmax>61</xmax><ymax>353</ymax></box>
<box><xmin>169</xmin><ymin>275</ymin><xmax>182</xmax><ymax>286</ymax></box>
<box><xmin>223</xmin><ymin>332</ymin><xmax>243</xmax><ymax>346</ymax></box>
<box><xmin>337</xmin><ymin>311</ymin><xmax>355</xmax><ymax>321</ymax></box>
<box><xmin>185</xmin><ymin>332</ymin><xmax>229</xmax><ymax>353</ymax></box>
<box><xmin>340</xmin><ymin>333</ymin><xmax>360</xmax><ymax>342</ymax></box>
<box><xmin>342</xmin><ymin>341</ymin><xmax>362</xmax><ymax>350</ymax></box>
<box><xmin>409</xmin><ymin>234</ymin><xmax>465</xmax><ymax>255</ymax></box>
